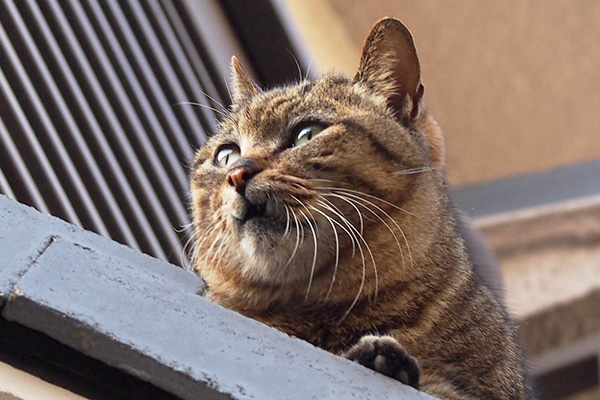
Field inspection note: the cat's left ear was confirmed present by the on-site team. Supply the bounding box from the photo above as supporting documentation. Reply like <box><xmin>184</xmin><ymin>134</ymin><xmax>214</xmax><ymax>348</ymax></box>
<box><xmin>230</xmin><ymin>56</ymin><xmax>259</xmax><ymax>107</ymax></box>
<box><xmin>354</xmin><ymin>18</ymin><xmax>424</xmax><ymax>120</ymax></box>
<box><xmin>355</xmin><ymin>18</ymin><xmax>446</xmax><ymax>167</ymax></box>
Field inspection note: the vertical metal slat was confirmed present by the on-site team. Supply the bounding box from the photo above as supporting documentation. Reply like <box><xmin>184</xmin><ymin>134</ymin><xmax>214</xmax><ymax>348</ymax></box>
<box><xmin>49</xmin><ymin>1</ymin><xmax>189</xmax><ymax>239</ymax></box>
<box><xmin>112</xmin><ymin>0</ymin><xmax>207</xmax><ymax>144</ymax></box>
<box><xmin>1</xmin><ymin>3</ymin><xmax>110</xmax><ymax>237</ymax></box>
<box><xmin>0</xmin><ymin>163</ymin><xmax>15</xmax><ymax>200</ymax></box>
<box><xmin>81</xmin><ymin>0</ymin><xmax>190</xmax><ymax>193</ymax></box>
<box><xmin>0</xmin><ymin>116</ymin><xmax>46</xmax><ymax>212</ymax></box>
<box><xmin>161</xmin><ymin>0</ymin><xmax>228</xmax><ymax>123</ymax></box>
<box><xmin>0</xmin><ymin>43</ymin><xmax>82</xmax><ymax>227</ymax></box>
<box><xmin>20</xmin><ymin>0</ymin><xmax>166</xmax><ymax>254</ymax></box>
<box><xmin>0</xmin><ymin>0</ymin><xmax>252</xmax><ymax>265</ymax></box>
<box><xmin>28</xmin><ymin>0</ymin><xmax>169</xmax><ymax>259</ymax></box>
<box><xmin>146</xmin><ymin>0</ymin><xmax>219</xmax><ymax>137</ymax></box>
<box><xmin>5</xmin><ymin>0</ymin><xmax>141</xmax><ymax>249</ymax></box>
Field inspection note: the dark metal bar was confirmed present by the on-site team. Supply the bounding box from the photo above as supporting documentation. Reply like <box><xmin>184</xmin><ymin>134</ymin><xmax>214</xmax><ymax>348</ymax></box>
<box><xmin>28</xmin><ymin>0</ymin><xmax>169</xmax><ymax>259</ymax></box>
<box><xmin>73</xmin><ymin>0</ymin><xmax>190</xmax><ymax>195</ymax></box>
<box><xmin>0</xmin><ymin>165</ymin><xmax>15</xmax><ymax>200</ymax></box>
<box><xmin>0</xmin><ymin>32</ymin><xmax>81</xmax><ymax>226</ymax></box>
<box><xmin>4</xmin><ymin>0</ymin><xmax>141</xmax><ymax>249</ymax></box>
<box><xmin>145</xmin><ymin>0</ymin><xmax>219</xmax><ymax>137</ymax></box>
<box><xmin>111</xmin><ymin>0</ymin><xmax>207</xmax><ymax>151</ymax></box>
<box><xmin>2</xmin><ymin>0</ymin><xmax>111</xmax><ymax>237</ymax></box>
<box><xmin>219</xmin><ymin>0</ymin><xmax>313</xmax><ymax>86</ymax></box>
<box><xmin>53</xmin><ymin>0</ymin><xmax>188</xmax><ymax>233</ymax></box>
<box><xmin>18</xmin><ymin>0</ymin><xmax>161</xmax><ymax>254</ymax></box>
<box><xmin>160</xmin><ymin>0</ymin><xmax>228</xmax><ymax>117</ymax></box>
<box><xmin>0</xmin><ymin>117</ymin><xmax>43</xmax><ymax>210</ymax></box>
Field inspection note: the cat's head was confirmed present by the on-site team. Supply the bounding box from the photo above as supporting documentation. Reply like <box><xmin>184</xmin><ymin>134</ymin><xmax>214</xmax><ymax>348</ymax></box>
<box><xmin>190</xmin><ymin>18</ymin><xmax>447</xmax><ymax>308</ymax></box>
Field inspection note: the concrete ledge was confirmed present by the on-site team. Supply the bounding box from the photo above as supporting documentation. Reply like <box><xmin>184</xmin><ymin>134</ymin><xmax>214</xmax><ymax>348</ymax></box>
<box><xmin>471</xmin><ymin>194</ymin><xmax>600</xmax><ymax>398</ymax></box>
<box><xmin>0</xmin><ymin>195</ymin><xmax>200</xmax><ymax>306</ymax></box>
<box><xmin>0</xmin><ymin>196</ymin><xmax>434</xmax><ymax>399</ymax></box>
<box><xmin>476</xmin><ymin>195</ymin><xmax>600</xmax><ymax>320</ymax></box>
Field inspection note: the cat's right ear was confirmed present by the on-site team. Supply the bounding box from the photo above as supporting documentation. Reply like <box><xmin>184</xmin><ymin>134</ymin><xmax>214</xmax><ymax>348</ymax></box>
<box><xmin>230</xmin><ymin>56</ymin><xmax>259</xmax><ymax>107</ymax></box>
<box><xmin>354</xmin><ymin>18</ymin><xmax>424</xmax><ymax>121</ymax></box>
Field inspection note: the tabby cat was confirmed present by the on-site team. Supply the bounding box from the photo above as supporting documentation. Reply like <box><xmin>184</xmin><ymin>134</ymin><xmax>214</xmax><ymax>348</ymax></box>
<box><xmin>190</xmin><ymin>17</ymin><xmax>533</xmax><ymax>399</ymax></box>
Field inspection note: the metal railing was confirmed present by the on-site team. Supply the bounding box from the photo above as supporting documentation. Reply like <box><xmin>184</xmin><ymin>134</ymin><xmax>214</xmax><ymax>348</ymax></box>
<box><xmin>0</xmin><ymin>0</ymin><xmax>232</xmax><ymax>266</ymax></box>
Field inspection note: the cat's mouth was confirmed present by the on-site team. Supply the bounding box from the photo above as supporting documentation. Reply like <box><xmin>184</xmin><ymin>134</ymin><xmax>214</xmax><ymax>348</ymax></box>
<box><xmin>232</xmin><ymin>195</ymin><xmax>278</xmax><ymax>223</ymax></box>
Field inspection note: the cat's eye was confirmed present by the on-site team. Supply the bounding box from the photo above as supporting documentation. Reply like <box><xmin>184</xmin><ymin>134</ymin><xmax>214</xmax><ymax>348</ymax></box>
<box><xmin>292</xmin><ymin>124</ymin><xmax>325</xmax><ymax>147</ymax></box>
<box><xmin>215</xmin><ymin>144</ymin><xmax>241</xmax><ymax>168</ymax></box>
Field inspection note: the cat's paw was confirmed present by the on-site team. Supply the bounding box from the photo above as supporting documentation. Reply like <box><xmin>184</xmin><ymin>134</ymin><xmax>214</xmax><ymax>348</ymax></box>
<box><xmin>344</xmin><ymin>335</ymin><xmax>420</xmax><ymax>389</ymax></box>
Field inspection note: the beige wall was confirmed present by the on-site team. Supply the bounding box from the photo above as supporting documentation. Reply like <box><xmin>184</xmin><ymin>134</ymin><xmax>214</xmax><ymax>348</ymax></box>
<box><xmin>286</xmin><ymin>1</ymin><xmax>600</xmax><ymax>186</ymax></box>
<box><xmin>0</xmin><ymin>361</ymin><xmax>87</xmax><ymax>400</ymax></box>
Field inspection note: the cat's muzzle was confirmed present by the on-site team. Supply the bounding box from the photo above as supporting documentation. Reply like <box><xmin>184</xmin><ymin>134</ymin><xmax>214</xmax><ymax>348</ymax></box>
<box><xmin>232</xmin><ymin>194</ymin><xmax>278</xmax><ymax>223</ymax></box>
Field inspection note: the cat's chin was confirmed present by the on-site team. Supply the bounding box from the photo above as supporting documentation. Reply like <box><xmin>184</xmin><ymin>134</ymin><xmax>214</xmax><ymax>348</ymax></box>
<box><xmin>232</xmin><ymin>218</ymin><xmax>333</xmax><ymax>286</ymax></box>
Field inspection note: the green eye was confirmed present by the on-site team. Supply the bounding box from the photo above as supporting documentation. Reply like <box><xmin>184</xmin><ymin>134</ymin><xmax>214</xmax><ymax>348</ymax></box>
<box><xmin>215</xmin><ymin>144</ymin><xmax>241</xmax><ymax>168</ymax></box>
<box><xmin>292</xmin><ymin>124</ymin><xmax>325</xmax><ymax>147</ymax></box>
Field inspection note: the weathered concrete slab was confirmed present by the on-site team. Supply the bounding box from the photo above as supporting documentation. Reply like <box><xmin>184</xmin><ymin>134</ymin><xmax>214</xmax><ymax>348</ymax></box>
<box><xmin>0</xmin><ymin>196</ymin><xmax>435</xmax><ymax>400</ymax></box>
<box><xmin>0</xmin><ymin>195</ymin><xmax>201</xmax><ymax>304</ymax></box>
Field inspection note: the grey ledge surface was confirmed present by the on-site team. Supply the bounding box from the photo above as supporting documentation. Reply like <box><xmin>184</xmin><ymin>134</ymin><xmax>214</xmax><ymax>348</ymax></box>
<box><xmin>452</xmin><ymin>159</ymin><xmax>600</xmax><ymax>218</ymax></box>
<box><xmin>0</xmin><ymin>195</ymin><xmax>435</xmax><ymax>400</ymax></box>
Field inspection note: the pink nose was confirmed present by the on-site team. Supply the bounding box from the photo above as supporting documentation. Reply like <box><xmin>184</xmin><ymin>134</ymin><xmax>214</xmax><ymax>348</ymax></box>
<box><xmin>226</xmin><ymin>158</ymin><xmax>262</xmax><ymax>192</ymax></box>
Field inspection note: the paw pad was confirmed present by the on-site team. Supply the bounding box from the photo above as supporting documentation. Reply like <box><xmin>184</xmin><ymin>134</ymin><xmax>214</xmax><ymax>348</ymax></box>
<box><xmin>344</xmin><ymin>335</ymin><xmax>420</xmax><ymax>389</ymax></box>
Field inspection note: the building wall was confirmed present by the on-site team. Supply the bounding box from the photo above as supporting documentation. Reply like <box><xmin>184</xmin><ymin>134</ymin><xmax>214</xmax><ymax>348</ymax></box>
<box><xmin>0</xmin><ymin>360</ymin><xmax>87</xmax><ymax>400</ymax></box>
<box><xmin>285</xmin><ymin>0</ymin><xmax>600</xmax><ymax>186</ymax></box>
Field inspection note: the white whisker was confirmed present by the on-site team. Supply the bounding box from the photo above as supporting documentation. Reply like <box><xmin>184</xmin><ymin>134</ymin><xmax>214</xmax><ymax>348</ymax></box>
<box><xmin>281</xmin><ymin>205</ymin><xmax>292</xmax><ymax>243</ymax></box>
<box><xmin>287</xmin><ymin>49</ymin><xmax>304</xmax><ymax>82</ymax></box>
<box><xmin>318</xmin><ymin>186</ymin><xmax>420</xmax><ymax>219</ymax></box>
<box><xmin>391</xmin><ymin>166</ymin><xmax>436</xmax><ymax>175</ymax></box>
<box><xmin>174</xmin><ymin>101</ymin><xmax>228</xmax><ymax>118</ymax></box>
<box><xmin>334</xmin><ymin>191</ymin><xmax>414</xmax><ymax>272</ymax></box>
<box><xmin>284</xmin><ymin>208</ymin><xmax>302</xmax><ymax>268</ymax></box>
<box><xmin>298</xmin><ymin>208</ymin><xmax>318</xmax><ymax>300</ymax></box>
<box><xmin>223</xmin><ymin>76</ymin><xmax>233</xmax><ymax>103</ymax></box>
<box><xmin>315</xmin><ymin>196</ymin><xmax>357</xmax><ymax>257</ymax></box>
<box><xmin>308</xmin><ymin>204</ymin><xmax>340</xmax><ymax>299</ymax></box>
<box><xmin>321</xmin><ymin>193</ymin><xmax>364</xmax><ymax>234</ymax></box>
<box><xmin>313</xmin><ymin>192</ymin><xmax>377</xmax><ymax>321</ymax></box>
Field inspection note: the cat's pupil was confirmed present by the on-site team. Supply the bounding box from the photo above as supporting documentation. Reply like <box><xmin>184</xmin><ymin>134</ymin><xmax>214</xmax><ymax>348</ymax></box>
<box><xmin>215</xmin><ymin>144</ymin><xmax>241</xmax><ymax>168</ymax></box>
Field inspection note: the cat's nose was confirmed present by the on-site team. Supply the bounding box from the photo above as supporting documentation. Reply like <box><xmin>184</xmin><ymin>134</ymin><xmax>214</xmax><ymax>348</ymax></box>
<box><xmin>226</xmin><ymin>158</ymin><xmax>262</xmax><ymax>193</ymax></box>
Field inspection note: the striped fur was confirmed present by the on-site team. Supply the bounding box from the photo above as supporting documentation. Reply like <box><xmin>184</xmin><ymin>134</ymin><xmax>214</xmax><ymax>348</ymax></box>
<box><xmin>190</xmin><ymin>18</ymin><xmax>534</xmax><ymax>399</ymax></box>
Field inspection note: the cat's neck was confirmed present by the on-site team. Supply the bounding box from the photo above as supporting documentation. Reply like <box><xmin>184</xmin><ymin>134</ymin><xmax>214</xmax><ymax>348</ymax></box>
<box><xmin>206</xmin><ymin>214</ymin><xmax>473</xmax><ymax>352</ymax></box>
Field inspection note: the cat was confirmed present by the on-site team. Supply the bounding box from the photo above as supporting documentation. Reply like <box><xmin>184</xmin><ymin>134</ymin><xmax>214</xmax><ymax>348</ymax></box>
<box><xmin>190</xmin><ymin>17</ymin><xmax>534</xmax><ymax>399</ymax></box>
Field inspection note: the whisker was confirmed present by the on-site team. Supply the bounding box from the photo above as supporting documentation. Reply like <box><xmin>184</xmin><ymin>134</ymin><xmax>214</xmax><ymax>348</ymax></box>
<box><xmin>307</xmin><ymin>178</ymin><xmax>337</xmax><ymax>184</ymax></box>
<box><xmin>391</xmin><ymin>166</ymin><xmax>436</xmax><ymax>175</ymax></box>
<box><xmin>305</xmin><ymin>57</ymin><xmax>314</xmax><ymax>80</ymax></box>
<box><xmin>313</xmin><ymin>193</ymin><xmax>377</xmax><ymax>321</ymax></box>
<box><xmin>198</xmin><ymin>91</ymin><xmax>229</xmax><ymax>113</ymax></box>
<box><xmin>175</xmin><ymin>221</ymin><xmax>194</xmax><ymax>233</ymax></box>
<box><xmin>290</xmin><ymin>194</ymin><xmax>321</xmax><ymax>300</ymax></box>
<box><xmin>284</xmin><ymin>208</ymin><xmax>302</xmax><ymax>268</ymax></box>
<box><xmin>223</xmin><ymin>76</ymin><xmax>233</xmax><ymax>104</ymax></box>
<box><xmin>340</xmin><ymin>237</ymin><xmax>367</xmax><ymax>324</ymax></box>
<box><xmin>321</xmin><ymin>193</ymin><xmax>364</xmax><ymax>234</ymax></box>
<box><xmin>298</xmin><ymin>208</ymin><xmax>318</xmax><ymax>300</ymax></box>
<box><xmin>336</xmin><ymin>191</ymin><xmax>414</xmax><ymax>272</ymax></box>
<box><xmin>281</xmin><ymin>204</ymin><xmax>292</xmax><ymax>243</ymax></box>
<box><xmin>308</xmin><ymin>204</ymin><xmax>340</xmax><ymax>299</ymax></box>
<box><xmin>181</xmin><ymin>228</ymin><xmax>200</xmax><ymax>271</ymax></box>
<box><xmin>315</xmin><ymin>196</ymin><xmax>357</xmax><ymax>257</ymax></box>
<box><xmin>174</xmin><ymin>101</ymin><xmax>227</xmax><ymax>118</ymax></box>
<box><xmin>187</xmin><ymin>218</ymin><xmax>221</xmax><ymax>272</ymax></box>
<box><xmin>319</xmin><ymin>186</ymin><xmax>420</xmax><ymax>219</ymax></box>
<box><xmin>287</xmin><ymin>48</ymin><xmax>304</xmax><ymax>82</ymax></box>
